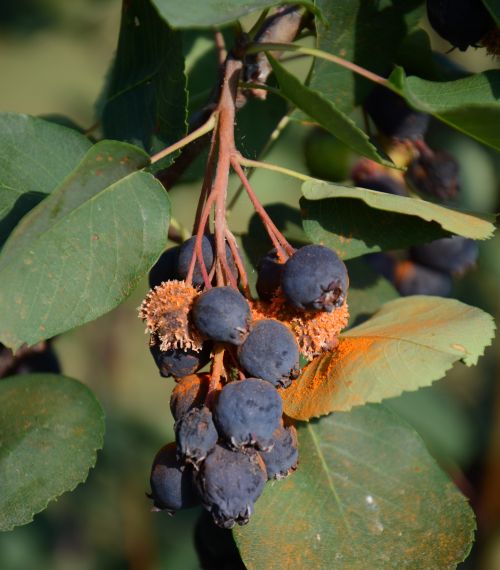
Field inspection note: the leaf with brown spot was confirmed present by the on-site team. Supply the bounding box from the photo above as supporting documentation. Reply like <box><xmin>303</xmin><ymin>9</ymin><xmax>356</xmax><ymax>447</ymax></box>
<box><xmin>234</xmin><ymin>406</ymin><xmax>475</xmax><ymax>570</ymax></box>
<box><xmin>283</xmin><ymin>296</ymin><xmax>495</xmax><ymax>421</ymax></box>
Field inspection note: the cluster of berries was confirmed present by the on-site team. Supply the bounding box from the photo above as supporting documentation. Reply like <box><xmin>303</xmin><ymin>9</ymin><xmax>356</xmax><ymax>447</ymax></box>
<box><xmin>139</xmin><ymin>239</ymin><xmax>349</xmax><ymax>528</ymax></box>
<box><xmin>356</xmin><ymin>82</ymin><xmax>479</xmax><ymax>296</ymax></box>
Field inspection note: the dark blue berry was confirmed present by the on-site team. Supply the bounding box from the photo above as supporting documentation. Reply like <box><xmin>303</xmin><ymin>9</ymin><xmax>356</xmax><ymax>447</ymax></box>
<box><xmin>259</xmin><ymin>424</ymin><xmax>299</xmax><ymax>480</ymax></box>
<box><xmin>410</xmin><ymin>237</ymin><xmax>478</xmax><ymax>276</ymax></box>
<box><xmin>214</xmin><ymin>378</ymin><xmax>283</xmax><ymax>450</ymax></box>
<box><xmin>196</xmin><ymin>444</ymin><xmax>267</xmax><ymax>528</ymax></box>
<box><xmin>365</xmin><ymin>252</ymin><xmax>396</xmax><ymax>282</ymax></box>
<box><xmin>427</xmin><ymin>0</ymin><xmax>492</xmax><ymax>51</ymax></box>
<box><xmin>150</xmin><ymin>343</ymin><xmax>211</xmax><ymax>379</ymax></box>
<box><xmin>282</xmin><ymin>244</ymin><xmax>349</xmax><ymax>312</ymax></box>
<box><xmin>405</xmin><ymin>150</ymin><xmax>459</xmax><ymax>201</ymax></box>
<box><xmin>353</xmin><ymin>173</ymin><xmax>408</xmax><ymax>197</ymax></box>
<box><xmin>148</xmin><ymin>246</ymin><xmax>180</xmax><ymax>288</ymax></box>
<box><xmin>192</xmin><ymin>287</ymin><xmax>251</xmax><ymax>345</ymax></box>
<box><xmin>148</xmin><ymin>442</ymin><xmax>200</xmax><ymax>513</ymax></box>
<box><xmin>394</xmin><ymin>260</ymin><xmax>452</xmax><ymax>297</ymax></box>
<box><xmin>238</xmin><ymin>320</ymin><xmax>299</xmax><ymax>388</ymax></box>
<box><xmin>256</xmin><ymin>248</ymin><xmax>284</xmax><ymax>301</ymax></box>
<box><xmin>365</xmin><ymin>85</ymin><xmax>430</xmax><ymax>141</ymax></box>
<box><xmin>170</xmin><ymin>374</ymin><xmax>209</xmax><ymax>422</ymax></box>
<box><xmin>176</xmin><ymin>406</ymin><xmax>218</xmax><ymax>466</ymax></box>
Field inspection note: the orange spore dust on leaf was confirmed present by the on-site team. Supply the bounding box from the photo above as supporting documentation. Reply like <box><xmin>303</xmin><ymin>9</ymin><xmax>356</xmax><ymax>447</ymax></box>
<box><xmin>251</xmin><ymin>292</ymin><xmax>350</xmax><ymax>360</ymax></box>
<box><xmin>138</xmin><ymin>280</ymin><xmax>203</xmax><ymax>352</ymax></box>
<box><xmin>393</xmin><ymin>259</ymin><xmax>416</xmax><ymax>288</ymax></box>
<box><xmin>282</xmin><ymin>336</ymin><xmax>375</xmax><ymax>417</ymax></box>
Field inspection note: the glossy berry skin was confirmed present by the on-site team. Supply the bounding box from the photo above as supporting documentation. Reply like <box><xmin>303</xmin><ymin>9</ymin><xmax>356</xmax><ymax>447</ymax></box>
<box><xmin>365</xmin><ymin>85</ymin><xmax>430</xmax><ymax>140</ymax></box>
<box><xmin>394</xmin><ymin>260</ymin><xmax>452</xmax><ymax>297</ymax></box>
<box><xmin>256</xmin><ymin>248</ymin><xmax>284</xmax><ymax>301</ymax></box>
<box><xmin>148</xmin><ymin>246</ymin><xmax>180</xmax><ymax>288</ymax></box>
<box><xmin>149</xmin><ymin>442</ymin><xmax>200</xmax><ymax>513</ymax></box>
<box><xmin>176</xmin><ymin>406</ymin><xmax>218</xmax><ymax>466</ymax></box>
<box><xmin>170</xmin><ymin>374</ymin><xmax>209</xmax><ymax>422</ymax></box>
<box><xmin>238</xmin><ymin>320</ymin><xmax>300</xmax><ymax>388</ymax></box>
<box><xmin>192</xmin><ymin>287</ymin><xmax>251</xmax><ymax>345</ymax></box>
<box><xmin>259</xmin><ymin>424</ymin><xmax>299</xmax><ymax>480</ymax></box>
<box><xmin>282</xmin><ymin>244</ymin><xmax>349</xmax><ymax>312</ymax></box>
<box><xmin>405</xmin><ymin>150</ymin><xmax>459</xmax><ymax>201</ymax></box>
<box><xmin>427</xmin><ymin>0</ymin><xmax>492</xmax><ymax>51</ymax></box>
<box><xmin>196</xmin><ymin>444</ymin><xmax>267</xmax><ymax>529</ymax></box>
<box><xmin>214</xmin><ymin>378</ymin><xmax>283</xmax><ymax>450</ymax></box>
<box><xmin>150</xmin><ymin>343</ymin><xmax>211</xmax><ymax>379</ymax></box>
<box><xmin>410</xmin><ymin>236</ymin><xmax>478</xmax><ymax>276</ymax></box>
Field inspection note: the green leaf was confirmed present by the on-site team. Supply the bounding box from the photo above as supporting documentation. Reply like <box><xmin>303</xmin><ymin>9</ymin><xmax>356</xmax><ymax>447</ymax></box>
<box><xmin>282</xmin><ymin>296</ymin><xmax>495</xmax><ymax>420</ymax></box>
<box><xmin>100</xmin><ymin>0</ymin><xmax>186</xmax><ymax>167</ymax></box>
<box><xmin>151</xmin><ymin>0</ymin><xmax>318</xmax><ymax>28</ymax></box>
<box><xmin>301</xmin><ymin>179</ymin><xmax>495</xmax><ymax>260</ymax></box>
<box><xmin>234</xmin><ymin>406</ymin><xmax>475</xmax><ymax>570</ymax></box>
<box><xmin>307</xmin><ymin>0</ymin><xmax>423</xmax><ymax>114</ymax></box>
<box><xmin>268</xmin><ymin>56</ymin><xmax>393</xmax><ymax>167</ymax></box>
<box><xmin>0</xmin><ymin>113</ymin><xmax>92</xmax><ymax>249</ymax></box>
<box><xmin>482</xmin><ymin>0</ymin><xmax>500</xmax><ymax>26</ymax></box>
<box><xmin>0</xmin><ymin>140</ymin><xmax>170</xmax><ymax>350</ymax></box>
<box><xmin>0</xmin><ymin>374</ymin><xmax>104</xmax><ymax>531</ymax></box>
<box><xmin>391</xmin><ymin>67</ymin><xmax>500</xmax><ymax>152</ymax></box>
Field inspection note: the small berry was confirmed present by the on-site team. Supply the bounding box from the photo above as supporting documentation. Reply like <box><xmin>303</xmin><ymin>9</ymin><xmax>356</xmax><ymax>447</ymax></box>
<box><xmin>256</xmin><ymin>248</ymin><xmax>284</xmax><ymax>301</ymax></box>
<box><xmin>394</xmin><ymin>260</ymin><xmax>452</xmax><ymax>297</ymax></box>
<box><xmin>150</xmin><ymin>343</ymin><xmax>211</xmax><ymax>379</ymax></box>
<box><xmin>365</xmin><ymin>85</ymin><xmax>430</xmax><ymax>140</ymax></box>
<box><xmin>170</xmin><ymin>373</ymin><xmax>209</xmax><ymax>422</ymax></box>
<box><xmin>353</xmin><ymin>173</ymin><xmax>408</xmax><ymax>197</ymax></box>
<box><xmin>365</xmin><ymin>252</ymin><xmax>396</xmax><ymax>282</ymax></box>
<box><xmin>214</xmin><ymin>378</ymin><xmax>283</xmax><ymax>450</ymax></box>
<box><xmin>195</xmin><ymin>444</ymin><xmax>267</xmax><ymax>528</ymax></box>
<box><xmin>192</xmin><ymin>286</ymin><xmax>251</xmax><ymax>345</ymax></box>
<box><xmin>148</xmin><ymin>246</ymin><xmax>180</xmax><ymax>288</ymax></box>
<box><xmin>282</xmin><ymin>244</ymin><xmax>348</xmax><ymax>312</ymax></box>
<box><xmin>148</xmin><ymin>442</ymin><xmax>200</xmax><ymax>513</ymax></box>
<box><xmin>410</xmin><ymin>237</ymin><xmax>478</xmax><ymax>276</ymax></box>
<box><xmin>426</xmin><ymin>0</ymin><xmax>493</xmax><ymax>51</ymax></box>
<box><xmin>259</xmin><ymin>424</ymin><xmax>299</xmax><ymax>480</ymax></box>
<box><xmin>405</xmin><ymin>150</ymin><xmax>459</xmax><ymax>201</ymax></box>
<box><xmin>176</xmin><ymin>406</ymin><xmax>218</xmax><ymax>467</ymax></box>
<box><xmin>238</xmin><ymin>319</ymin><xmax>299</xmax><ymax>388</ymax></box>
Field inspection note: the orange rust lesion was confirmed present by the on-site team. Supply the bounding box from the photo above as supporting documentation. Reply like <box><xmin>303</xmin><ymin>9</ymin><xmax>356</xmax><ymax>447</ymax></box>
<box><xmin>138</xmin><ymin>280</ymin><xmax>203</xmax><ymax>351</ymax></box>
<box><xmin>251</xmin><ymin>293</ymin><xmax>349</xmax><ymax>360</ymax></box>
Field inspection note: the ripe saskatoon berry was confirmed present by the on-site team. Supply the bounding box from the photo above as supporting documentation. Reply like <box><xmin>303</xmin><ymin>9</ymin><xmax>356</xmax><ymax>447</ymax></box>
<box><xmin>150</xmin><ymin>343</ymin><xmax>211</xmax><ymax>379</ymax></box>
<box><xmin>405</xmin><ymin>150</ymin><xmax>459</xmax><ymax>201</ymax></box>
<box><xmin>410</xmin><ymin>236</ymin><xmax>478</xmax><ymax>276</ymax></box>
<box><xmin>238</xmin><ymin>319</ymin><xmax>300</xmax><ymax>388</ymax></box>
<box><xmin>196</xmin><ymin>444</ymin><xmax>267</xmax><ymax>528</ymax></box>
<box><xmin>170</xmin><ymin>373</ymin><xmax>209</xmax><ymax>422</ymax></box>
<box><xmin>353</xmin><ymin>173</ymin><xmax>408</xmax><ymax>197</ymax></box>
<box><xmin>148</xmin><ymin>442</ymin><xmax>200</xmax><ymax>513</ymax></box>
<box><xmin>176</xmin><ymin>406</ymin><xmax>218</xmax><ymax>466</ymax></box>
<box><xmin>427</xmin><ymin>0</ymin><xmax>493</xmax><ymax>51</ymax></box>
<box><xmin>282</xmin><ymin>244</ymin><xmax>348</xmax><ymax>312</ymax></box>
<box><xmin>192</xmin><ymin>286</ymin><xmax>251</xmax><ymax>345</ymax></box>
<box><xmin>256</xmin><ymin>248</ymin><xmax>284</xmax><ymax>301</ymax></box>
<box><xmin>365</xmin><ymin>252</ymin><xmax>396</xmax><ymax>283</ymax></box>
<box><xmin>259</xmin><ymin>424</ymin><xmax>299</xmax><ymax>480</ymax></box>
<box><xmin>148</xmin><ymin>246</ymin><xmax>180</xmax><ymax>288</ymax></box>
<box><xmin>365</xmin><ymin>85</ymin><xmax>430</xmax><ymax>140</ymax></box>
<box><xmin>394</xmin><ymin>260</ymin><xmax>452</xmax><ymax>297</ymax></box>
<box><xmin>214</xmin><ymin>377</ymin><xmax>283</xmax><ymax>450</ymax></box>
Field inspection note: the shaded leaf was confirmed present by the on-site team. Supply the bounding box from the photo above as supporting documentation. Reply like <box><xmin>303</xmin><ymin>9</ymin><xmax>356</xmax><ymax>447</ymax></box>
<box><xmin>482</xmin><ymin>0</ymin><xmax>500</xmax><ymax>26</ymax></box>
<box><xmin>269</xmin><ymin>56</ymin><xmax>393</xmax><ymax>167</ymax></box>
<box><xmin>301</xmin><ymin>179</ymin><xmax>495</xmax><ymax>259</ymax></box>
<box><xmin>0</xmin><ymin>113</ymin><xmax>92</xmax><ymax>249</ymax></box>
<box><xmin>391</xmin><ymin>67</ymin><xmax>500</xmax><ymax>152</ymax></box>
<box><xmin>235</xmin><ymin>406</ymin><xmax>475</xmax><ymax>570</ymax></box>
<box><xmin>306</xmin><ymin>0</ymin><xmax>423</xmax><ymax>114</ymax></box>
<box><xmin>152</xmin><ymin>0</ymin><xmax>318</xmax><ymax>28</ymax></box>
<box><xmin>101</xmin><ymin>0</ymin><xmax>186</xmax><ymax>167</ymax></box>
<box><xmin>0</xmin><ymin>374</ymin><xmax>104</xmax><ymax>531</ymax></box>
<box><xmin>282</xmin><ymin>296</ymin><xmax>495</xmax><ymax>420</ymax></box>
<box><xmin>0</xmin><ymin>141</ymin><xmax>170</xmax><ymax>350</ymax></box>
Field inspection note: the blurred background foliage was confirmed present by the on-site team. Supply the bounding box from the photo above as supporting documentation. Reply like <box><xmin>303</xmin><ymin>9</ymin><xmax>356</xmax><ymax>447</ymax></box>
<box><xmin>1</xmin><ymin>0</ymin><xmax>500</xmax><ymax>568</ymax></box>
